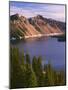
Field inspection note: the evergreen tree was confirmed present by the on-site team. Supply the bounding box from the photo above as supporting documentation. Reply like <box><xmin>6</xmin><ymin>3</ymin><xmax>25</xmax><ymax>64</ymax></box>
<box><xmin>37</xmin><ymin>56</ymin><xmax>44</xmax><ymax>86</ymax></box>
<box><xmin>32</xmin><ymin>56</ymin><xmax>38</xmax><ymax>75</ymax></box>
<box><xmin>10</xmin><ymin>47</ymin><xmax>65</xmax><ymax>88</ymax></box>
<box><xmin>10</xmin><ymin>48</ymin><xmax>26</xmax><ymax>88</ymax></box>
<box><xmin>37</xmin><ymin>56</ymin><xmax>42</xmax><ymax>73</ymax></box>
<box><xmin>21</xmin><ymin>50</ymin><xmax>25</xmax><ymax>66</ymax></box>
<box><xmin>20</xmin><ymin>50</ymin><xmax>27</xmax><ymax>88</ymax></box>
<box><xmin>10</xmin><ymin>47</ymin><xmax>22</xmax><ymax>88</ymax></box>
<box><xmin>56</xmin><ymin>70</ymin><xmax>65</xmax><ymax>85</ymax></box>
<box><xmin>43</xmin><ymin>64</ymin><xmax>50</xmax><ymax>86</ymax></box>
<box><xmin>26</xmin><ymin>53</ymin><xmax>31</xmax><ymax>64</ymax></box>
<box><xmin>46</xmin><ymin>61</ymin><xmax>55</xmax><ymax>86</ymax></box>
<box><xmin>25</xmin><ymin>64</ymin><xmax>38</xmax><ymax>87</ymax></box>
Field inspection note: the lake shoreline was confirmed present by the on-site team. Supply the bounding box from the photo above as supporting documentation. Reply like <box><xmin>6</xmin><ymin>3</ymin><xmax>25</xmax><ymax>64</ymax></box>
<box><xmin>24</xmin><ymin>33</ymin><xmax>64</xmax><ymax>39</ymax></box>
<box><xmin>11</xmin><ymin>32</ymin><xmax>64</xmax><ymax>41</ymax></box>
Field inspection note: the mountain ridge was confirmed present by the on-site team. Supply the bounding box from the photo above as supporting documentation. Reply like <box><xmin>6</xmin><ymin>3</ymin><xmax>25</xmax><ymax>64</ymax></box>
<box><xmin>10</xmin><ymin>14</ymin><xmax>65</xmax><ymax>40</ymax></box>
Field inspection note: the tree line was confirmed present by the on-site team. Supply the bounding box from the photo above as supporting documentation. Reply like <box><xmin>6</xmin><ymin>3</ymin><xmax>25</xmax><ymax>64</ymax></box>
<box><xmin>10</xmin><ymin>47</ymin><xmax>66</xmax><ymax>89</ymax></box>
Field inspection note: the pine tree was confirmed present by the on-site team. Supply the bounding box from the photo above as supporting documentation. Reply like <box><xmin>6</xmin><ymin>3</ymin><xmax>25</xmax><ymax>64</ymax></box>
<box><xmin>43</xmin><ymin>64</ymin><xmax>50</xmax><ymax>86</ymax></box>
<box><xmin>26</xmin><ymin>53</ymin><xmax>31</xmax><ymax>64</ymax></box>
<box><xmin>37</xmin><ymin>56</ymin><xmax>42</xmax><ymax>74</ymax></box>
<box><xmin>10</xmin><ymin>48</ymin><xmax>26</xmax><ymax>88</ymax></box>
<box><xmin>25</xmin><ymin>64</ymin><xmax>38</xmax><ymax>87</ymax></box>
<box><xmin>10</xmin><ymin>47</ymin><xmax>22</xmax><ymax>88</ymax></box>
<box><xmin>20</xmin><ymin>50</ymin><xmax>27</xmax><ymax>88</ymax></box>
<box><xmin>10</xmin><ymin>47</ymin><xmax>65</xmax><ymax>88</ymax></box>
<box><xmin>46</xmin><ymin>61</ymin><xmax>55</xmax><ymax>86</ymax></box>
<box><xmin>32</xmin><ymin>56</ymin><xmax>38</xmax><ymax>75</ymax></box>
<box><xmin>37</xmin><ymin>56</ymin><xmax>44</xmax><ymax>86</ymax></box>
<box><xmin>21</xmin><ymin>50</ymin><xmax>25</xmax><ymax>66</ymax></box>
<box><xmin>56</xmin><ymin>70</ymin><xmax>65</xmax><ymax>85</ymax></box>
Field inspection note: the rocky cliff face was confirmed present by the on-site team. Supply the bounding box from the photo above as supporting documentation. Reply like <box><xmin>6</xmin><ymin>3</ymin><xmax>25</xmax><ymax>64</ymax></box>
<box><xmin>10</xmin><ymin>14</ymin><xmax>65</xmax><ymax>39</ymax></box>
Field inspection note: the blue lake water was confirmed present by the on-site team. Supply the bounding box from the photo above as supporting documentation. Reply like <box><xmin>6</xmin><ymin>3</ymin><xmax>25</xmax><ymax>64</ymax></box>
<box><xmin>11</xmin><ymin>37</ymin><xmax>65</xmax><ymax>71</ymax></box>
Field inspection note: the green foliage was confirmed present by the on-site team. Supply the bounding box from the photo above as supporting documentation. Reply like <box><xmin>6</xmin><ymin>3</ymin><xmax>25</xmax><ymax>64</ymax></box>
<box><xmin>10</xmin><ymin>48</ymin><xmax>37</xmax><ymax>89</ymax></box>
<box><xmin>54</xmin><ymin>70</ymin><xmax>66</xmax><ymax>86</ymax></box>
<box><xmin>25</xmin><ymin>53</ymin><xmax>31</xmax><ymax>64</ymax></box>
<box><xmin>21</xmin><ymin>50</ymin><xmax>25</xmax><ymax>66</ymax></box>
<box><xmin>45</xmin><ymin>62</ymin><xmax>55</xmax><ymax>86</ymax></box>
<box><xmin>10</xmin><ymin>47</ymin><xmax>23</xmax><ymax>88</ymax></box>
<box><xmin>37</xmin><ymin>56</ymin><xmax>42</xmax><ymax>73</ymax></box>
<box><xmin>32</xmin><ymin>56</ymin><xmax>38</xmax><ymax>74</ymax></box>
<box><xmin>10</xmin><ymin>47</ymin><xmax>66</xmax><ymax>89</ymax></box>
<box><xmin>37</xmin><ymin>56</ymin><xmax>44</xmax><ymax>86</ymax></box>
<box><xmin>25</xmin><ymin>64</ymin><xmax>37</xmax><ymax>87</ymax></box>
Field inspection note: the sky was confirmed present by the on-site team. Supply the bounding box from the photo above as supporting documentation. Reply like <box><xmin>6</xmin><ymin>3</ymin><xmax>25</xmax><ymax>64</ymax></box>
<box><xmin>10</xmin><ymin>1</ymin><xmax>66</xmax><ymax>22</ymax></box>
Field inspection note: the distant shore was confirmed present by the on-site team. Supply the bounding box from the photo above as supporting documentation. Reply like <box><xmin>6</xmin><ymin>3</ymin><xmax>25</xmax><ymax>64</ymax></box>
<box><xmin>24</xmin><ymin>33</ymin><xmax>64</xmax><ymax>39</ymax></box>
<box><xmin>10</xmin><ymin>32</ymin><xmax>64</xmax><ymax>41</ymax></box>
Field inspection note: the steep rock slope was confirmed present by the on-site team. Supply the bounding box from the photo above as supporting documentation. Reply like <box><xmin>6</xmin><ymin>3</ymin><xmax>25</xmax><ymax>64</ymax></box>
<box><xmin>10</xmin><ymin>14</ymin><xmax>65</xmax><ymax>39</ymax></box>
